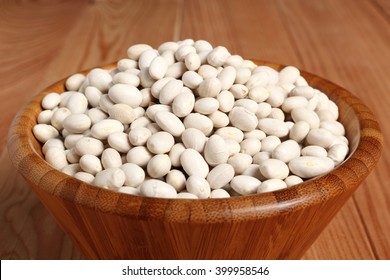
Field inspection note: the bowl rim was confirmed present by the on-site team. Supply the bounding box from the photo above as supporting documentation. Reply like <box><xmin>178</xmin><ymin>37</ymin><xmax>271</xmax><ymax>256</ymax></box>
<box><xmin>7</xmin><ymin>59</ymin><xmax>383</xmax><ymax>223</ymax></box>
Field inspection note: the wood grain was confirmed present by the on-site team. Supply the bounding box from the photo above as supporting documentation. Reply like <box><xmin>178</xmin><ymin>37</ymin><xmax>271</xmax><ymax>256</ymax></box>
<box><xmin>1</xmin><ymin>0</ymin><xmax>389</xmax><ymax>259</ymax></box>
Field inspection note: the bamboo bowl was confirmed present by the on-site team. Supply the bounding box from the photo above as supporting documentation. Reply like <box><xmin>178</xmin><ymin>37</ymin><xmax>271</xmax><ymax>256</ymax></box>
<box><xmin>8</xmin><ymin>60</ymin><xmax>383</xmax><ymax>259</ymax></box>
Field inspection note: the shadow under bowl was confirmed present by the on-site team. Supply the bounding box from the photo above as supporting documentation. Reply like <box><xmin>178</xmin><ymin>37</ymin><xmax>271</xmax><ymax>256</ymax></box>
<box><xmin>7</xmin><ymin>60</ymin><xmax>383</xmax><ymax>259</ymax></box>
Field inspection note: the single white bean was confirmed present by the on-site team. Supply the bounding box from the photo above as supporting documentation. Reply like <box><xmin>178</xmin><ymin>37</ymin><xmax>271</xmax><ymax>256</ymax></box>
<box><xmin>234</xmin><ymin>99</ymin><xmax>258</xmax><ymax>114</ymax></box>
<box><xmin>208</xmin><ymin>110</ymin><xmax>230</xmax><ymax>129</ymax></box>
<box><xmin>289</xmin><ymin>156</ymin><xmax>335</xmax><ymax>178</ymax></box>
<box><xmin>91</xmin><ymin>119</ymin><xmax>124</xmax><ymax>140</ymax></box>
<box><xmin>177</xmin><ymin>192</ymin><xmax>198</xmax><ymax>199</ymax></box>
<box><xmin>257</xmin><ymin>179</ymin><xmax>287</xmax><ymax>193</ymax></box>
<box><xmin>107</xmin><ymin>132</ymin><xmax>132</xmax><ymax>153</ymax></box>
<box><xmin>252</xmin><ymin>151</ymin><xmax>271</xmax><ymax>164</ymax></box>
<box><xmin>45</xmin><ymin>147</ymin><xmax>68</xmax><ymax>170</ymax></box>
<box><xmin>147</xmin><ymin>154</ymin><xmax>171</xmax><ymax>178</ymax></box>
<box><xmin>88</xmin><ymin>108</ymin><xmax>108</xmax><ymax>125</ymax></box>
<box><xmin>119</xmin><ymin>186</ymin><xmax>141</xmax><ymax>196</ymax></box>
<box><xmin>138</xmin><ymin>49</ymin><xmax>159</xmax><ymax>69</ymax></box>
<box><xmin>128</xmin><ymin>127</ymin><xmax>152</xmax><ymax>146</ymax></box>
<box><xmin>62</xmin><ymin>163</ymin><xmax>81</xmax><ymax>176</ymax></box>
<box><xmin>235</xmin><ymin>67</ymin><xmax>251</xmax><ymax>84</ymax></box>
<box><xmin>229</xmin><ymin>106</ymin><xmax>258</xmax><ymax>132</ymax></box>
<box><xmin>227</xmin><ymin>153</ymin><xmax>252</xmax><ymax>174</ymax></box>
<box><xmin>155</xmin><ymin>111</ymin><xmax>185</xmax><ymax>137</ymax></box>
<box><xmin>261</xmin><ymin>136</ymin><xmax>281</xmax><ymax>153</ymax></box>
<box><xmin>301</xmin><ymin>145</ymin><xmax>328</xmax><ymax>157</ymax></box>
<box><xmin>66</xmin><ymin>148</ymin><xmax>81</xmax><ymax>164</ymax></box>
<box><xmin>159</xmin><ymin>79</ymin><xmax>183</xmax><ymax>105</ymax></box>
<box><xmin>183</xmin><ymin>113</ymin><xmax>214</xmax><ymax>136</ymax></box>
<box><xmin>182</xmin><ymin>70</ymin><xmax>203</xmax><ymax>89</ymax></box>
<box><xmin>33</xmin><ymin>124</ymin><xmax>59</xmax><ymax>143</ymax></box>
<box><xmin>240</xmin><ymin>138</ymin><xmax>261</xmax><ymax>156</ymax></box>
<box><xmin>210</xmin><ymin>189</ymin><xmax>231</xmax><ymax>198</ymax></box>
<box><xmin>108</xmin><ymin>84</ymin><xmax>142</xmax><ymax>108</ymax></box>
<box><xmin>165</xmin><ymin>62</ymin><xmax>186</xmax><ymax>78</ymax></box>
<box><xmin>279</xmin><ymin>66</ymin><xmax>300</xmax><ymax>85</ymax></box>
<box><xmin>259</xmin><ymin>159</ymin><xmax>290</xmax><ymax>180</ymax></box>
<box><xmin>265</xmin><ymin>85</ymin><xmax>285</xmax><ymax>107</ymax></box>
<box><xmin>149</xmin><ymin>56</ymin><xmax>168</xmax><ymax>80</ymax></box>
<box><xmin>74</xmin><ymin>172</ymin><xmax>95</xmax><ymax>184</ymax></box>
<box><xmin>290</xmin><ymin>85</ymin><xmax>315</xmax><ymax>99</ymax></box>
<box><xmin>166</xmin><ymin>169</ymin><xmax>186</xmax><ymax>192</ymax></box>
<box><xmin>230</xmin><ymin>175</ymin><xmax>261</xmax><ymax>195</ymax></box>
<box><xmin>181</xmin><ymin>128</ymin><xmax>206</xmax><ymax>153</ymax></box>
<box><xmin>207</xmin><ymin>46</ymin><xmax>230</xmax><ymax>67</ymax></box>
<box><xmin>272</xmin><ymin>140</ymin><xmax>301</xmax><ymax>163</ymax></box>
<box><xmin>204</xmin><ymin>134</ymin><xmax>229</xmax><ymax>166</ymax></box>
<box><xmin>306</xmin><ymin>128</ymin><xmax>335</xmax><ymax>149</ymax></box>
<box><xmin>113</xmin><ymin>72</ymin><xmax>140</xmax><ymax>87</ymax></box>
<box><xmin>194</xmin><ymin>97</ymin><xmax>219</xmax><ymax>115</ymax></box>
<box><xmin>87</xmin><ymin>68</ymin><xmax>112</xmax><ymax>92</ymax></box>
<box><xmin>79</xmin><ymin>154</ymin><xmax>103</xmax><ymax>175</ymax></box>
<box><xmin>42</xmin><ymin>138</ymin><xmax>65</xmax><ymax>154</ymax></box>
<box><xmin>230</xmin><ymin>84</ymin><xmax>249</xmax><ymax>99</ymax></box>
<box><xmin>172</xmin><ymin>90</ymin><xmax>195</xmax><ymax>117</ymax></box>
<box><xmin>127</xmin><ymin>44</ymin><xmax>152</xmax><ymax>60</ymax></box>
<box><xmin>140</xmin><ymin>179</ymin><xmax>177</xmax><ymax>198</ymax></box>
<box><xmin>126</xmin><ymin>146</ymin><xmax>153</xmax><ymax>167</ymax></box>
<box><xmin>37</xmin><ymin>110</ymin><xmax>53</xmax><ymax>124</ymax></box>
<box><xmin>117</xmin><ymin>58</ymin><xmax>137</xmax><ymax>71</ymax></box>
<box><xmin>256</xmin><ymin>102</ymin><xmax>272</xmax><ymax>119</ymax></box>
<box><xmin>146</xmin><ymin>131</ymin><xmax>175</xmax><ymax>154</ymax></box>
<box><xmin>289</xmin><ymin>121</ymin><xmax>310</xmax><ymax>143</ymax></box>
<box><xmin>198</xmin><ymin>64</ymin><xmax>218</xmax><ymax>79</ymax></box>
<box><xmin>206</xmin><ymin>163</ymin><xmax>235</xmax><ymax>190</ymax></box>
<box><xmin>217</xmin><ymin>90</ymin><xmax>235</xmax><ymax>113</ymax></box>
<box><xmin>51</xmin><ymin>108</ymin><xmax>71</xmax><ymax>130</ymax></box>
<box><xmin>186</xmin><ymin>176</ymin><xmax>211</xmax><ymax>199</ymax></box>
<box><xmin>42</xmin><ymin>93</ymin><xmax>61</xmax><ymax>109</ymax></box>
<box><xmin>108</xmin><ymin>104</ymin><xmax>136</xmax><ymax>125</ymax></box>
<box><xmin>217</xmin><ymin>66</ymin><xmax>236</xmax><ymax>90</ymax></box>
<box><xmin>65</xmin><ymin>73</ymin><xmax>85</xmax><ymax>91</ymax></box>
<box><xmin>328</xmin><ymin>144</ymin><xmax>349</xmax><ymax>166</ymax></box>
<box><xmin>101</xmin><ymin>148</ymin><xmax>122</xmax><ymax>169</ymax></box>
<box><xmin>94</xmin><ymin>167</ymin><xmax>126</xmax><ymax>190</ymax></box>
<box><xmin>284</xmin><ymin>175</ymin><xmax>304</xmax><ymax>187</ymax></box>
<box><xmin>184</xmin><ymin>52</ymin><xmax>201</xmax><ymax>71</ymax></box>
<box><xmin>62</xmin><ymin>114</ymin><xmax>91</xmax><ymax>134</ymax></box>
<box><xmin>74</xmin><ymin>137</ymin><xmax>104</xmax><ymax>156</ymax></box>
<box><xmin>169</xmin><ymin>143</ymin><xmax>186</xmax><ymax>167</ymax></box>
<box><xmin>121</xmin><ymin>163</ymin><xmax>145</xmax><ymax>188</ymax></box>
<box><xmin>291</xmin><ymin>107</ymin><xmax>320</xmax><ymax>129</ymax></box>
<box><xmin>258</xmin><ymin>118</ymin><xmax>289</xmax><ymax>137</ymax></box>
<box><xmin>180</xmin><ymin>148</ymin><xmax>209</xmax><ymax>178</ymax></box>
<box><xmin>197</xmin><ymin>77</ymin><xmax>222</xmax><ymax>98</ymax></box>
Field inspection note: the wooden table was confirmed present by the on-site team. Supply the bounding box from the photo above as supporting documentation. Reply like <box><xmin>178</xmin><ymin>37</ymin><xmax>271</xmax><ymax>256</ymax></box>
<box><xmin>0</xmin><ymin>0</ymin><xmax>389</xmax><ymax>260</ymax></box>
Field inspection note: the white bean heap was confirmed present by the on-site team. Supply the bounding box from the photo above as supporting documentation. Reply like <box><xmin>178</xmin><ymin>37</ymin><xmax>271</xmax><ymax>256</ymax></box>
<box><xmin>33</xmin><ymin>39</ymin><xmax>349</xmax><ymax>199</ymax></box>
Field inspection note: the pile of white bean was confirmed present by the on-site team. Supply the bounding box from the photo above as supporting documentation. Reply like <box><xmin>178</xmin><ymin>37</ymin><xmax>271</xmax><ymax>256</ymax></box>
<box><xmin>33</xmin><ymin>39</ymin><xmax>349</xmax><ymax>199</ymax></box>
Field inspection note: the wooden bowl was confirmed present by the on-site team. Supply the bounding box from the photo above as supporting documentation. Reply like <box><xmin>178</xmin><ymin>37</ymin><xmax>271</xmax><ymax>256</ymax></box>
<box><xmin>7</xmin><ymin>60</ymin><xmax>383</xmax><ymax>259</ymax></box>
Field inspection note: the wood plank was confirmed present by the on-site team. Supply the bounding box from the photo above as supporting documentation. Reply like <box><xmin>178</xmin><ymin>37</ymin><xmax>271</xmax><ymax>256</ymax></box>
<box><xmin>0</xmin><ymin>0</ymin><xmax>180</xmax><ymax>259</ymax></box>
<box><xmin>181</xmin><ymin>0</ymin><xmax>379</xmax><ymax>259</ymax></box>
<box><xmin>0</xmin><ymin>0</ymin><xmax>180</xmax><ymax>149</ymax></box>
<box><xmin>275</xmin><ymin>0</ymin><xmax>390</xmax><ymax>259</ymax></box>
<box><xmin>0</xmin><ymin>149</ymin><xmax>82</xmax><ymax>259</ymax></box>
<box><xmin>373</xmin><ymin>0</ymin><xmax>390</xmax><ymax>18</ymax></box>
<box><xmin>180</xmin><ymin>0</ymin><xmax>300</xmax><ymax>65</ymax></box>
<box><xmin>302</xmin><ymin>198</ymin><xmax>375</xmax><ymax>259</ymax></box>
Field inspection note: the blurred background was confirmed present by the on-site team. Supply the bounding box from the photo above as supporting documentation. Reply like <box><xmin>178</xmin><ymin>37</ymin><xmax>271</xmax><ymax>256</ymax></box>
<box><xmin>0</xmin><ymin>0</ymin><xmax>389</xmax><ymax>259</ymax></box>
